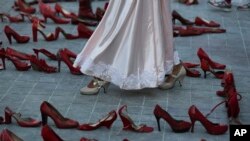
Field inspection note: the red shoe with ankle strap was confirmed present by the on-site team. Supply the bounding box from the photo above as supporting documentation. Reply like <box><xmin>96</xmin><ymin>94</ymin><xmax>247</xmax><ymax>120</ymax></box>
<box><xmin>4</xmin><ymin>106</ymin><xmax>41</xmax><ymax>127</ymax></box>
<box><xmin>6</xmin><ymin>47</ymin><xmax>32</xmax><ymax>60</ymax></box>
<box><xmin>0</xmin><ymin>129</ymin><xmax>24</xmax><ymax>141</ymax></box>
<box><xmin>17</xmin><ymin>0</ymin><xmax>36</xmax><ymax>14</ymax></box>
<box><xmin>32</xmin><ymin>20</ymin><xmax>56</xmax><ymax>42</ymax></box>
<box><xmin>119</xmin><ymin>105</ymin><xmax>154</xmax><ymax>133</ymax></box>
<box><xmin>78</xmin><ymin>110</ymin><xmax>117</xmax><ymax>130</ymax></box>
<box><xmin>40</xmin><ymin>101</ymin><xmax>79</xmax><ymax>128</ymax></box>
<box><xmin>33</xmin><ymin>48</ymin><xmax>57</xmax><ymax>60</ymax></box>
<box><xmin>188</xmin><ymin>105</ymin><xmax>228</xmax><ymax>135</ymax></box>
<box><xmin>78</xmin><ymin>23</ymin><xmax>93</xmax><ymax>38</ymax></box>
<box><xmin>4</xmin><ymin>25</ymin><xmax>30</xmax><ymax>44</ymax></box>
<box><xmin>154</xmin><ymin>104</ymin><xmax>191</xmax><ymax>132</ymax></box>
<box><xmin>195</xmin><ymin>17</ymin><xmax>220</xmax><ymax>27</ymax></box>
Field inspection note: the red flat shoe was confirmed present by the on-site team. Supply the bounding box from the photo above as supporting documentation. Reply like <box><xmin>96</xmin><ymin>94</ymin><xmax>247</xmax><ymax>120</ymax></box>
<box><xmin>119</xmin><ymin>105</ymin><xmax>154</xmax><ymax>133</ymax></box>
<box><xmin>195</xmin><ymin>17</ymin><xmax>220</xmax><ymax>27</ymax></box>
<box><xmin>4</xmin><ymin>25</ymin><xmax>30</xmax><ymax>44</ymax></box>
<box><xmin>4</xmin><ymin>106</ymin><xmax>41</xmax><ymax>127</ymax></box>
<box><xmin>78</xmin><ymin>110</ymin><xmax>117</xmax><ymax>130</ymax></box>
<box><xmin>183</xmin><ymin>66</ymin><xmax>201</xmax><ymax>77</ymax></box>
<box><xmin>0</xmin><ymin>129</ymin><xmax>24</xmax><ymax>141</ymax></box>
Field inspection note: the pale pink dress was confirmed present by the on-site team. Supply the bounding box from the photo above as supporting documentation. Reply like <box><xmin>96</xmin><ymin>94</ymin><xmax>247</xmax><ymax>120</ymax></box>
<box><xmin>74</xmin><ymin>0</ymin><xmax>180</xmax><ymax>90</ymax></box>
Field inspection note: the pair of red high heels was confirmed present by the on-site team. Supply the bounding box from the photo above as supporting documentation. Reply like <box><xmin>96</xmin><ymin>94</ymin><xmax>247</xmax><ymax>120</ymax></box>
<box><xmin>154</xmin><ymin>104</ymin><xmax>228</xmax><ymax>135</ymax></box>
<box><xmin>78</xmin><ymin>105</ymin><xmax>154</xmax><ymax>133</ymax></box>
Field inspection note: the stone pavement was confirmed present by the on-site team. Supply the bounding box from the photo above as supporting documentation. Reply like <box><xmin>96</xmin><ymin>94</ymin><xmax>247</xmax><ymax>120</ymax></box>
<box><xmin>0</xmin><ymin>0</ymin><xmax>250</xmax><ymax>141</ymax></box>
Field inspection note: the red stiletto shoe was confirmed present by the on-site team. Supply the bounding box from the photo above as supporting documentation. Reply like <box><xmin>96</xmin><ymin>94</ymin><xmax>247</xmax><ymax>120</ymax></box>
<box><xmin>0</xmin><ymin>129</ymin><xmax>24</xmax><ymax>141</ymax></box>
<box><xmin>154</xmin><ymin>104</ymin><xmax>191</xmax><ymax>132</ymax></box>
<box><xmin>40</xmin><ymin>101</ymin><xmax>79</xmax><ymax>128</ymax></box>
<box><xmin>4</xmin><ymin>25</ymin><xmax>30</xmax><ymax>44</ymax></box>
<box><xmin>0</xmin><ymin>48</ymin><xmax>6</xmax><ymax>70</ymax></box>
<box><xmin>5</xmin><ymin>47</ymin><xmax>32</xmax><ymax>60</ymax></box>
<box><xmin>200</xmin><ymin>59</ymin><xmax>225</xmax><ymax>79</ymax></box>
<box><xmin>183</xmin><ymin>62</ymin><xmax>200</xmax><ymax>68</ymax></box>
<box><xmin>77</xmin><ymin>23</ymin><xmax>93</xmax><ymax>38</ymax></box>
<box><xmin>63</xmin><ymin>48</ymin><xmax>77</xmax><ymax>58</ymax></box>
<box><xmin>197</xmin><ymin>48</ymin><xmax>226</xmax><ymax>70</ymax></box>
<box><xmin>55</xmin><ymin>3</ymin><xmax>77</xmax><ymax>19</ymax></box>
<box><xmin>183</xmin><ymin>65</ymin><xmax>201</xmax><ymax>77</ymax></box>
<box><xmin>118</xmin><ymin>105</ymin><xmax>154</xmax><ymax>133</ymax></box>
<box><xmin>0</xmin><ymin>13</ymin><xmax>24</xmax><ymax>23</ymax></box>
<box><xmin>41</xmin><ymin>125</ymin><xmax>63</xmax><ymax>141</ymax></box>
<box><xmin>195</xmin><ymin>17</ymin><xmax>220</xmax><ymax>27</ymax></box>
<box><xmin>78</xmin><ymin>110</ymin><xmax>117</xmax><ymax>130</ymax></box>
<box><xmin>33</xmin><ymin>48</ymin><xmax>57</xmax><ymax>60</ymax></box>
<box><xmin>55</xmin><ymin>27</ymin><xmax>79</xmax><ymax>40</ymax></box>
<box><xmin>188</xmin><ymin>105</ymin><xmax>228</xmax><ymax>135</ymax></box>
<box><xmin>5</xmin><ymin>55</ymin><xmax>31</xmax><ymax>71</ymax></box>
<box><xmin>17</xmin><ymin>0</ymin><xmax>36</xmax><ymax>14</ymax></box>
<box><xmin>172</xmin><ymin>10</ymin><xmax>194</xmax><ymax>25</ymax></box>
<box><xmin>4</xmin><ymin>106</ymin><xmax>41</xmax><ymax>127</ymax></box>
<box><xmin>32</xmin><ymin>20</ymin><xmax>56</xmax><ymax>42</ymax></box>
<box><xmin>39</xmin><ymin>0</ymin><xmax>70</xmax><ymax>24</ymax></box>
<box><xmin>29</xmin><ymin>55</ymin><xmax>57</xmax><ymax>73</ymax></box>
<box><xmin>57</xmin><ymin>49</ymin><xmax>83</xmax><ymax>75</ymax></box>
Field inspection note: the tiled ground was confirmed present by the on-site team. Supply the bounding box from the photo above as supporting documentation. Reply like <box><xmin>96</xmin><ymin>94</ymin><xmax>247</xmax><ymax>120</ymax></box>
<box><xmin>0</xmin><ymin>0</ymin><xmax>250</xmax><ymax>141</ymax></box>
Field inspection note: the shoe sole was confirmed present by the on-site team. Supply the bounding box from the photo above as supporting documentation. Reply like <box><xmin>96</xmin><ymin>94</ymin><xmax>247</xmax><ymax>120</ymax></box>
<box><xmin>208</xmin><ymin>2</ymin><xmax>232</xmax><ymax>12</ymax></box>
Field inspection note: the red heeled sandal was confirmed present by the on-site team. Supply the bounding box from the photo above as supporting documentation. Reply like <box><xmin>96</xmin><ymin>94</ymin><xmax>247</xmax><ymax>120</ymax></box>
<box><xmin>32</xmin><ymin>20</ymin><xmax>56</xmax><ymax>42</ymax></box>
<box><xmin>77</xmin><ymin>23</ymin><xmax>93</xmax><ymax>38</ymax></box>
<box><xmin>29</xmin><ymin>55</ymin><xmax>57</xmax><ymax>73</ymax></box>
<box><xmin>40</xmin><ymin>101</ymin><xmax>79</xmax><ymax>128</ymax></box>
<box><xmin>118</xmin><ymin>105</ymin><xmax>154</xmax><ymax>133</ymax></box>
<box><xmin>0</xmin><ymin>13</ymin><xmax>24</xmax><ymax>23</ymax></box>
<box><xmin>4</xmin><ymin>106</ymin><xmax>41</xmax><ymax>127</ymax></box>
<box><xmin>183</xmin><ymin>63</ymin><xmax>201</xmax><ymax>77</ymax></box>
<box><xmin>55</xmin><ymin>27</ymin><xmax>79</xmax><ymax>40</ymax></box>
<box><xmin>33</xmin><ymin>48</ymin><xmax>57</xmax><ymax>60</ymax></box>
<box><xmin>0</xmin><ymin>129</ymin><xmax>24</xmax><ymax>141</ymax></box>
<box><xmin>172</xmin><ymin>10</ymin><xmax>194</xmax><ymax>25</ymax></box>
<box><xmin>55</xmin><ymin>3</ymin><xmax>77</xmax><ymax>19</ymax></box>
<box><xmin>188</xmin><ymin>105</ymin><xmax>228</xmax><ymax>135</ymax></box>
<box><xmin>78</xmin><ymin>110</ymin><xmax>117</xmax><ymax>130</ymax></box>
<box><xmin>4</xmin><ymin>25</ymin><xmax>30</xmax><ymax>44</ymax></box>
<box><xmin>154</xmin><ymin>104</ymin><xmax>191</xmax><ymax>132</ymax></box>
<box><xmin>195</xmin><ymin>17</ymin><xmax>220</xmax><ymax>27</ymax></box>
<box><xmin>6</xmin><ymin>47</ymin><xmax>32</xmax><ymax>60</ymax></box>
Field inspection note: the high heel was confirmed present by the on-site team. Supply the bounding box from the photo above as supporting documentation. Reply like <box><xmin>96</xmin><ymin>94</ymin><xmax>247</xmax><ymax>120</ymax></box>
<box><xmin>183</xmin><ymin>62</ymin><xmax>200</xmax><ymax>68</ymax></box>
<box><xmin>118</xmin><ymin>105</ymin><xmax>154</xmax><ymax>133</ymax></box>
<box><xmin>16</xmin><ymin>0</ymin><xmax>36</xmax><ymax>14</ymax></box>
<box><xmin>39</xmin><ymin>0</ymin><xmax>70</xmax><ymax>24</ymax></box>
<box><xmin>159</xmin><ymin>65</ymin><xmax>186</xmax><ymax>89</ymax></box>
<box><xmin>40</xmin><ymin>101</ymin><xmax>79</xmax><ymax>128</ymax></box>
<box><xmin>200</xmin><ymin>59</ymin><xmax>225</xmax><ymax>79</ymax></box>
<box><xmin>78</xmin><ymin>0</ymin><xmax>98</xmax><ymax>21</ymax></box>
<box><xmin>32</xmin><ymin>20</ymin><xmax>56</xmax><ymax>42</ymax></box>
<box><xmin>216</xmin><ymin>70</ymin><xmax>235</xmax><ymax>97</ymax></box>
<box><xmin>0</xmin><ymin>129</ymin><xmax>24</xmax><ymax>141</ymax></box>
<box><xmin>20</xmin><ymin>12</ymin><xmax>45</xmax><ymax>23</ymax></box>
<box><xmin>4</xmin><ymin>25</ymin><xmax>30</xmax><ymax>44</ymax></box>
<box><xmin>29</xmin><ymin>55</ymin><xmax>57</xmax><ymax>73</ymax></box>
<box><xmin>172</xmin><ymin>10</ymin><xmax>194</xmax><ymax>25</ymax></box>
<box><xmin>33</xmin><ymin>48</ymin><xmax>57</xmax><ymax>60</ymax></box>
<box><xmin>188</xmin><ymin>105</ymin><xmax>228</xmax><ymax>135</ymax></box>
<box><xmin>0</xmin><ymin>13</ymin><xmax>24</xmax><ymax>23</ymax></box>
<box><xmin>77</xmin><ymin>23</ymin><xmax>93</xmax><ymax>38</ymax></box>
<box><xmin>4</xmin><ymin>106</ymin><xmax>41</xmax><ymax>127</ymax></box>
<box><xmin>80</xmin><ymin>78</ymin><xmax>110</xmax><ymax>95</ymax></box>
<box><xmin>195</xmin><ymin>17</ymin><xmax>220</xmax><ymax>27</ymax></box>
<box><xmin>78</xmin><ymin>110</ymin><xmax>117</xmax><ymax>130</ymax></box>
<box><xmin>6</xmin><ymin>47</ymin><xmax>32</xmax><ymax>60</ymax></box>
<box><xmin>55</xmin><ymin>27</ymin><xmax>79</xmax><ymax>40</ymax></box>
<box><xmin>41</xmin><ymin>125</ymin><xmax>63</xmax><ymax>141</ymax></box>
<box><xmin>5</xmin><ymin>55</ymin><xmax>31</xmax><ymax>71</ymax></box>
<box><xmin>57</xmin><ymin>49</ymin><xmax>83</xmax><ymax>75</ymax></box>
<box><xmin>55</xmin><ymin>3</ymin><xmax>77</xmax><ymax>19</ymax></box>
<box><xmin>0</xmin><ymin>48</ymin><xmax>6</xmax><ymax>70</ymax></box>
<box><xmin>153</xmin><ymin>104</ymin><xmax>191</xmax><ymax>132</ymax></box>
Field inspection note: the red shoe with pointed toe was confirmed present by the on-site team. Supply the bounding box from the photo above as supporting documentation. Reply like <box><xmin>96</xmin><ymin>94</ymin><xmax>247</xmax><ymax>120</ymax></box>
<box><xmin>57</xmin><ymin>49</ymin><xmax>83</xmax><ymax>75</ymax></box>
<box><xmin>40</xmin><ymin>101</ymin><xmax>79</xmax><ymax>128</ymax></box>
<box><xmin>55</xmin><ymin>27</ymin><xmax>79</xmax><ymax>40</ymax></box>
<box><xmin>77</xmin><ymin>23</ymin><xmax>93</xmax><ymax>38</ymax></box>
<box><xmin>4</xmin><ymin>25</ymin><xmax>30</xmax><ymax>44</ymax></box>
<box><xmin>200</xmin><ymin>58</ymin><xmax>225</xmax><ymax>79</ymax></box>
<box><xmin>0</xmin><ymin>129</ymin><xmax>24</xmax><ymax>141</ymax></box>
<box><xmin>4</xmin><ymin>106</ymin><xmax>41</xmax><ymax>127</ymax></box>
<box><xmin>17</xmin><ymin>0</ymin><xmax>36</xmax><ymax>14</ymax></box>
<box><xmin>29</xmin><ymin>55</ymin><xmax>57</xmax><ymax>73</ymax></box>
<box><xmin>188</xmin><ymin>105</ymin><xmax>228</xmax><ymax>135</ymax></box>
<box><xmin>20</xmin><ymin>12</ymin><xmax>45</xmax><ymax>23</ymax></box>
<box><xmin>0</xmin><ymin>48</ymin><xmax>6</xmax><ymax>70</ymax></box>
<box><xmin>41</xmin><ymin>125</ymin><xmax>63</xmax><ymax>141</ymax></box>
<box><xmin>154</xmin><ymin>104</ymin><xmax>191</xmax><ymax>132</ymax></box>
<box><xmin>78</xmin><ymin>110</ymin><xmax>117</xmax><ymax>130</ymax></box>
<box><xmin>32</xmin><ymin>20</ymin><xmax>56</xmax><ymax>42</ymax></box>
<box><xmin>6</xmin><ymin>47</ymin><xmax>32</xmax><ymax>60</ymax></box>
<box><xmin>216</xmin><ymin>70</ymin><xmax>235</xmax><ymax>97</ymax></box>
<box><xmin>172</xmin><ymin>10</ymin><xmax>194</xmax><ymax>25</ymax></box>
<box><xmin>195</xmin><ymin>17</ymin><xmax>220</xmax><ymax>27</ymax></box>
<box><xmin>5</xmin><ymin>55</ymin><xmax>31</xmax><ymax>71</ymax></box>
<box><xmin>0</xmin><ymin>13</ymin><xmax>24</xmax><ymax>23</ymax></box>
<box><xmin>118</xmin><ymin>105</ymin><xmax>154</xmax><ymax>133</ymax></box>
<box><xmin>33</xmin><ymin>48</ymin><xmax>57</xmax><ymax>60</ymax></box>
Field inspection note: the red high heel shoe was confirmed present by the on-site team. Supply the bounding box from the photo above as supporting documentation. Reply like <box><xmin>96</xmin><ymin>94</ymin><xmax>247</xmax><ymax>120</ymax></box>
<box><xmin>183</xmin><ymin>62</ymin><xmax>200</xmax><ymax>68</ymax></box>
<box><xmin>55</xmin><ymin>3</ymin><xmax>77</xmax><ymax>19</ymax></box>
<box><xmin>39</xmin><ymin>0</ymin><xmax>70</xmax><ymax>24</ymax></box>
<box><xmin>0</xmin><ymin>48</ymin><xmax>6</xmax><ymax>70</ymax></box>
<box><xmin>20</xmin><ymin>12</ymin><xmax>45</xmax><ymax>23</ymax></box>
<box><xmin>29</xmin><ymin>55</ymin><xmax>57</xmax><ymax>73</ymax></box>
<box><xmin>57</xmin><ymin>49</ymin><xmax>83</xmax><ymax>75</ymax></box>
<box><xmin>154</xmin><ymin>104</ymin><xmax>191</xmax><ymax>132</ymax></box>
<box><xmin>55</xmin><ymin>27</ymin><xmax>79</xmax><ymax>40</ymax></box>
<box><xmin>0</xmin><ymin>13</ymin><xmax>24</xmax><ymax>23</ymax></box>
<box><xmin>16</xmin><ymin>0</ymin><xmax>36</xmax><ymax>14</ymax></box>
<box><xmin>4</xmin><ymin>106</ymin><xmax>41</xmax><ymax>127</ymax></box>
<box><xmin>78</xmin><ymin>110</ymin><xmax>117</xmax><ymax>130</ymax></box>
<box><xmin>33</xmin><ymin>48</ymin><xmax>57</xmax><ymax>60</ymax></box>
<box><xmin>78</xmin><ymin>0</ymin><xmax>98</xmax><ymax>21</ymax></box>
<box><xmin>40</xmin><ymin>101</ymin><xmax>79</xmax><ymax>128</ymax></box>
<box><xmin>183</xmin><ymin>64</ymin><xmax>201</xmax><ymax>78</ymax></box>
<box><xmin>77</xmin><ymin>23</ymin><xmax>93</xmax><ymax>38</ymax></box>
<box><xmin>4</xmin><ymin>25</ymin><xmax>30</xmax><ymax>44</ymax></box>
<box><xmin>32</xmin><ymin>20</ymin><xmax>56</xmax><ymax>42</ymax></box>
<box><xmin>188</xmin><ymin>105</ymin><xmax>228</xmax><ymax>135</ymax></box>
<box><xmin>172</xmin><ymin>10</ymin><xmax>194</xmax><ymax>25</ymax></box>
<box><xmin>187</xmin><ymin>26</ymin><xmax>226</xmax><ymax>34</ymax></box>
<box><xmin>216</xmin><ymin>70</ymin><xmax>235</xmax><ymax>97</ymax></box>
<box><xmin>63</xmin><ymin>48</ymin><xmax>77</xmax><ymax>58</ymax></box>
<box><xmin>118</xmin><ymin>105</ymin><xmax>154</xmax><ymax>133</ymax></box>
<box><xmin>5</xmin><ymin>55</ymin><xmax>31</xmax><ymax>71</ymax></box>
<box><xmin>0</xmin><ymin>129</ymin><xmax>24</xmax><ymax>141</ymax></box>
<box><xmin>226</xmin><ymin>88</ymin><xmax>242</xmax><ymax>119</ymax></box>
<box><xmin>200</xmin><ymin>58</ymin><xmax>225</xmax><ymax>79</ymax></box>
<box><xmin>195</xmin><ymin>17</ymin><xmax>220</xmax><ymax>27</ymax></box>
<box><xmin>41</xmin><ymin>125</ymin><xmax>63</xmax><ymax>141</ymax></box>
<box><xmin>6</xmin><ymin>47</ymin><xmax>32</xmax><ymax>60</ymax></box>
